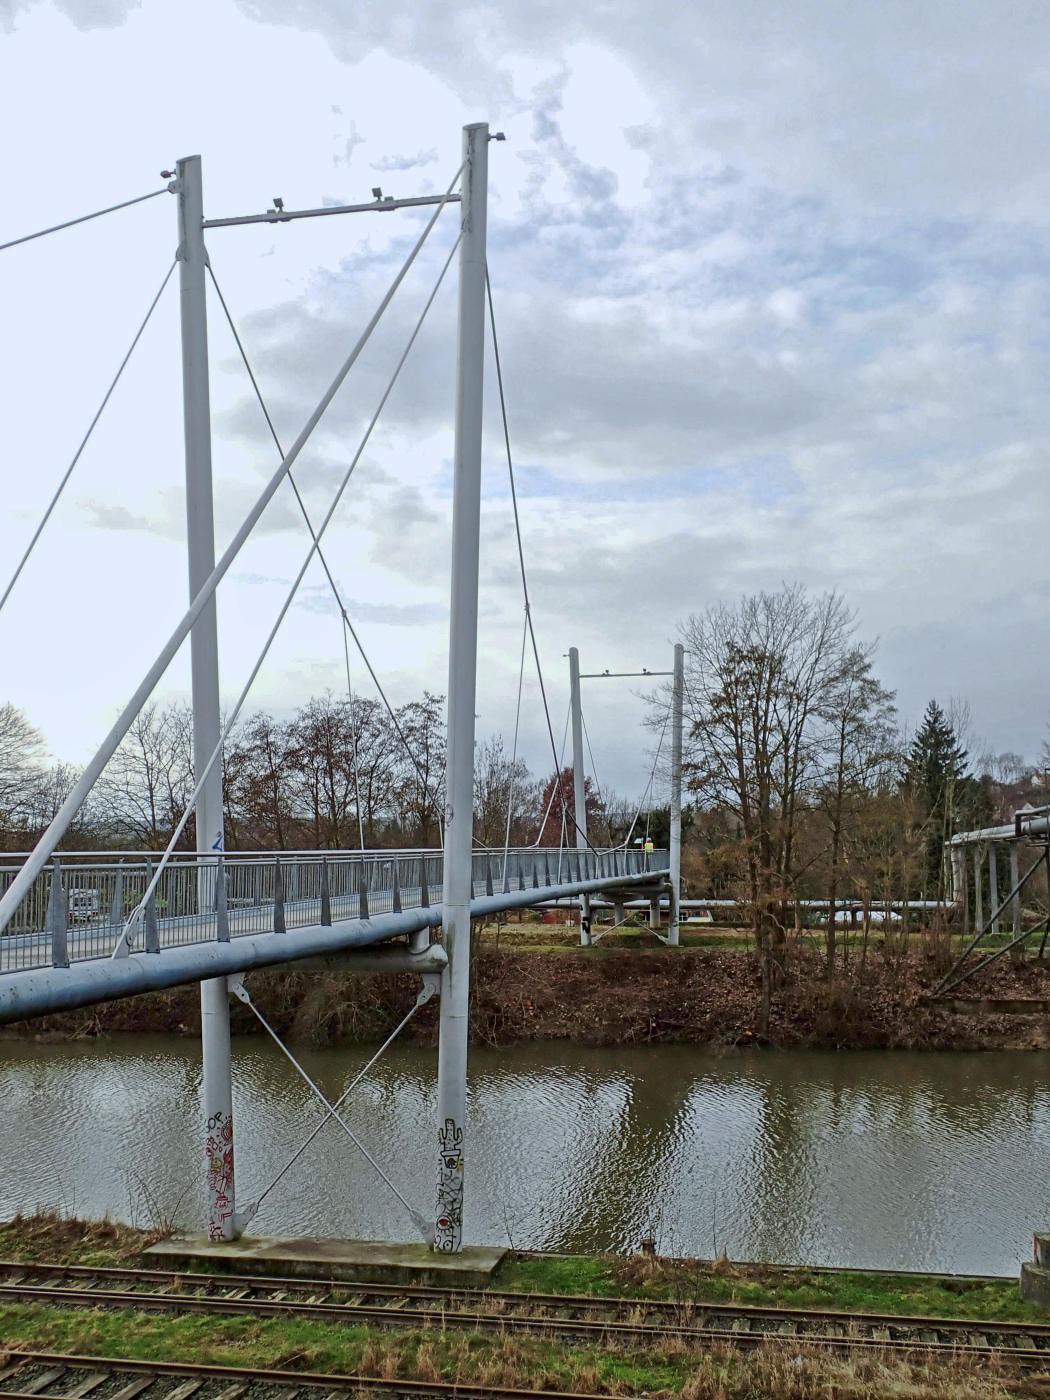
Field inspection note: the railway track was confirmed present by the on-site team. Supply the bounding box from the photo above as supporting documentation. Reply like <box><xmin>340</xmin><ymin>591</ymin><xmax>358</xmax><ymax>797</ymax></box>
<box><xmin>0</xmin><ymin>1349</ymin><xmax>611</xmax><ymax>1400</ymax></box>
<box><xmin>0</xmin><ymin>1259</ymin><xmax>1047</xmax><ymax>1369</ymax></box>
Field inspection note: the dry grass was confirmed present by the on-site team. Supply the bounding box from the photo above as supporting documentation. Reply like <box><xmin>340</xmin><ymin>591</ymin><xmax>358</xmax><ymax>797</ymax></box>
<box><xmin>0</xmin><ymin>1209</ymin><xmax>162</xmax><ymax>1266</ymax></box>
<box><xmin>677</xmin><ymin>1341</ymin><xmax>1028</xmax><ymax>1399</ymax></box>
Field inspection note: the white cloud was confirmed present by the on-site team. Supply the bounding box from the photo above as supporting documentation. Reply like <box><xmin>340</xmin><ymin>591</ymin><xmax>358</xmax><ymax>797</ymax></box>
<box><xmin>2</xmin><ymin>0</ymin><xmax>1050</xmax><ymax>793</ymax></box>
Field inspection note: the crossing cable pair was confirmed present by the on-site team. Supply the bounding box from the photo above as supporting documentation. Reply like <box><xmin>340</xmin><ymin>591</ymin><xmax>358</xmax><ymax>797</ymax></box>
<box><xmin>0</xmin><ymin>259</ymin><xmax>177</xmax><ymax>619</ymax></box>
<box><xmin>0</xmin><ymin>159</ymin><xmax>467</xmax><ymax>937</ymax></box>
<box><xmin>230</xmin><ymin>973</ymin><xmax>435</xmax><ymax>1237</ymax></box>
<box><xmin>118</xmin><ymin>199</ymin><xmax>465</xmax><ymax>947</ymax></box>
<box><xmin>485</xmin><ymin>271</ymin><xmax>598</xmax><ymax>864</ymax></box>
<box><xmin>0</xmin><ymin>183</ymin><xmax>176</xmax><ymax>614</ymax></box>
<box><xmin>207</xmin><ymin>264</ymin><xmax>438</xmax><ymax>856</ymax></box>
<box><xmin>624</xmin><ymin>694</ymin><xmax>673</xmax><ymax>849</ymax></box>
<box><xmin>0</xmin><ymin>184</ymin><xmax>170</xmax><ymax>254</ymax></box>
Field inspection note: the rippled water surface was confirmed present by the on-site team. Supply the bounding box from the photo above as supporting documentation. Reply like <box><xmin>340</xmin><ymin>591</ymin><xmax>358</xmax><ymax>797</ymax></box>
<box><xmin>2</xmin><ymin>1037</ymin><xmax>1048</xmax><ymax>1275</ymax></box>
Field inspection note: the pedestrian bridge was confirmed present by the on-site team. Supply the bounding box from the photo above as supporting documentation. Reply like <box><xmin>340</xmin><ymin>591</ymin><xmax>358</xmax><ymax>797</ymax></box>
<box><xmin>0</xmin><ymin>126</ymin><xmax>682</xmax><ymax>1249</ymax></box>
<box><xmin>0</xmin><ymin>845</ymin><xmax>670</xmax><ymax>1024</ymax></box>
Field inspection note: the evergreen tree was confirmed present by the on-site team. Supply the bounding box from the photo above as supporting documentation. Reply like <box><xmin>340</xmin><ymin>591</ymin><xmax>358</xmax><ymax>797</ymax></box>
<box><xmin>905</xmin><ymin>700</ymin><xmax>968</xmax><ymax>894</ymax></box>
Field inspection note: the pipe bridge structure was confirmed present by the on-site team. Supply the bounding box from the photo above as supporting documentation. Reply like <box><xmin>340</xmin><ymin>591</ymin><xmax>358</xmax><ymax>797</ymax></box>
<box><xmin>0</xmin><ymin>123</ymin><xmax>681</xmax><ymax>1256</ymax></box>
<box><xmin>933</xmin><ymin>805</ymin><xmax>1050</xmax><ymax>998</ymax></box>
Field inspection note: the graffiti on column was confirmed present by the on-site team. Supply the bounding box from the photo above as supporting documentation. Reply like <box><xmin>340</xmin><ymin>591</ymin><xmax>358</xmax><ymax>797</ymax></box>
<box><xmin>206</xmin><ymin>1109</ymin><xmax>234</xmax><ymax>1241</ymax></box>
<box><xmin>435</xmin><ymin>1116</ymin><xmax>463</xmax><ymax>1253</ymax></box>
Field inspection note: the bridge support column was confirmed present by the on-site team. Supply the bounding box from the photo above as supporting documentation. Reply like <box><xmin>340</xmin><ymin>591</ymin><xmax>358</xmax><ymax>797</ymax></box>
<box><xmin>950</xmin><ymin>845</ymin><xmax>965</xmax><ymax>924</ymax></box>
<box><xmin>1010</xmin><ymin>843</ymin><xmax>1023</xmax><ymax>961</ymax></box>
<box><xmin>178</xmin><ymin>153</ymin><xmax>236</xmax><ymax>1242</ymax></box>
<box><xmin>668</xmin><ymin>641</ymin><xmax>684</xmax><ymax>947</ymax></box>
<box><xmin>613</xmin><ymin>899</ymin><xmax>625</xmax><ymax>927</ymax></box>
<box><xmin>989</xmin><ymin>845</ymin><xmax>1000</xmax><ymax>936</ymax></box>
<box><xmin>568</xmin><ymin>647</ymin><xmax>591</xmax><ymax>946</ymax></box>
<box><xmin>973</xmin><ymin>848</ymin><xmax>984</xmax><ymax>937</ymax></box>
<box><xmin>649</xmin><ymin>895</ymin><xmax>661</xmax><ymax>931</ymax></box>
<box><xmin>435</xmin><ymin>122</ymin><xmax>489</xmax><ymax>1254</ymax></box>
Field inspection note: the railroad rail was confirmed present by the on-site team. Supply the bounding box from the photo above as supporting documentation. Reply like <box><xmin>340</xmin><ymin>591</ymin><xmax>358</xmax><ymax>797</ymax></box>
<box><xmin>0</xmin><ymin>1260</ymin><xmax>1048</xmax><ymax>1369</ymax></box>
<box><xmin>0</xmin><ymin>1351</ymin><xmax>608</xmax><ymax>1400</ymax></box>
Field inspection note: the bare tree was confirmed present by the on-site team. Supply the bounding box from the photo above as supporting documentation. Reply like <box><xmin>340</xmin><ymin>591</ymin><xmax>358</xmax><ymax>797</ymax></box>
<box><xmin>391</xmin><ymin>692</ymin><xmax>446</xmax><ymax>846</ymax></box>
<box><xmin>474</xmin><ymin>736</ymin><xmax>537</xmax><ymax>848</ymax></box>
<box><xmin>680</xmin><ymin>585</ymin><xmax>856</xmax><ymax>1030</ymax></box>
<box><xmin>0</xmin><ymin>703</ymin><xmax>46</xmax><ymax>840</ymax></box>
<box><xmin>94</xmin><ymin>701</ymin><xmax>195</xmax><ymax>848</ymax></box>
<box><xmin>224</xmin><ymin>713</ymin><xmax>295</xmax><ymax>849</ymax></box>
<box><xmin>817</xmin><ymin>647</ymin><xmax>898</xmax><ymax>975</ymax></box>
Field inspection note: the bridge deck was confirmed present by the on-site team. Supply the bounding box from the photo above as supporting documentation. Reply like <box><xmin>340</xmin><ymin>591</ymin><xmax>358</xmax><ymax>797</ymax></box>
<box><xmin>0</xmin><ymin>847</ymin><xmax>669</xmax><ymax>1024</ymax></box>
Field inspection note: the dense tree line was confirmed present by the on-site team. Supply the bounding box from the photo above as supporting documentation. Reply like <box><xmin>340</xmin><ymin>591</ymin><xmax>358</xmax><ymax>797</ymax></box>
<box><xmin>674</xmin><ymin>585</ymin><xmax>1046</xmax><ymax>1023</ymax></box>
<box><xmin>2</xmin><ymin>586</ymin><xmax>1044</xmax><ymax>982</ymax></box>
<box><xmin>0</xmin><ymin>695</ymin><xmax>592</xmax><ymax>855</ymax></box>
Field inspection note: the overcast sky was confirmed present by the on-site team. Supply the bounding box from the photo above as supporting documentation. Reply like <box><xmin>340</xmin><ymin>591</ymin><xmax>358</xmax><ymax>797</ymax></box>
<box><xmin>2</xmin><ymin>0</ymin><xmax>1049</xmax><ymax>797</ymax></box>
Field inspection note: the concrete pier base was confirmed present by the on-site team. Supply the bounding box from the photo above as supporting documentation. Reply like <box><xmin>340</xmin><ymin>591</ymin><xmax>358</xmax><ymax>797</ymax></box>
<box><xmin>1020</xmin><ymin>1234</ymin><xmax>1050</xmax><ymax>1309</ymax></box>
<box><xmin>145</xmin><ymin>1233</ymin><xmax>506</xmax><ymax>1288</ymax></box>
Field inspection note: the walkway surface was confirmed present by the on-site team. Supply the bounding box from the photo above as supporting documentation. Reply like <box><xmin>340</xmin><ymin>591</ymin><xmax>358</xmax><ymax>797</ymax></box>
<box><xmin>146</xmin><ymin>1233</ymin><xmax>506</xmax><ymax>1287</ymax></box>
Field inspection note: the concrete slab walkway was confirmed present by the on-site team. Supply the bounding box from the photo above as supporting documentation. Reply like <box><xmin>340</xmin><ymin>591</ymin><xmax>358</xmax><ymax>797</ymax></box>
<box><xmin>145</xmin><ymin>1234</ymin><xmax>506</xmax><ymax>1288</ymax></box>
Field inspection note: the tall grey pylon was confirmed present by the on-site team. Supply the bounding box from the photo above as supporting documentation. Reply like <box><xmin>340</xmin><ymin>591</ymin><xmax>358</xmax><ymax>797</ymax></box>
<box><xmin>177</xmin><ymin>154</ymin><xmax>236</xmax><ymax>1242</ymax></box>
<box><xmin>434</xmin><ymin>123</ymin><xmax>489</xmax><ymax>1254</ymax></box>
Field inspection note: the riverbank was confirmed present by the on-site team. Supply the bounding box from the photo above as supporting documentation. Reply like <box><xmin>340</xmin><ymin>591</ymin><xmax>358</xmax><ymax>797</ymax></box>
<box><xmin>0</xmin><ymin>1213</ymin><xmax>1034</xmax><ymax>1321</ymax></box>
<box><xmin>8</xmin><ymin>940</ymin><xmax>1050</xmax><ymax>1051</ymax></box>
<box><xmin>0</xmin><ymin>1214</ymin><xmax>1041</xmax><ymax>1399</ymax></box>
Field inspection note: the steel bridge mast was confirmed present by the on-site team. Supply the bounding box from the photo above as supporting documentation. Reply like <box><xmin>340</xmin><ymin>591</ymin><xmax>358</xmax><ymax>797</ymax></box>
<box><xmin>176</xmin><ymin>154</ymin><xmax>235</xmax><ymax>1242</ymax></box>
<box><xmin>434</xmin><ymin>122</ymin><xmax>489</xmax><ymax>1254</ymax></box>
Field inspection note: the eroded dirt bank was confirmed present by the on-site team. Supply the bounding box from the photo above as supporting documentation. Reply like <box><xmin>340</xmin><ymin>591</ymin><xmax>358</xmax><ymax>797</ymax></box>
<box><xmin>7</xmin><ymin>943</ymin><xmax>1050</xmax><ymax>1050</ymax></box>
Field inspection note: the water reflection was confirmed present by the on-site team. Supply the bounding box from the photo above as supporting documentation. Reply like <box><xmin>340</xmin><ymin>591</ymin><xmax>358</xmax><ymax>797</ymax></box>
<box><xmin>1</xmin><ymin>1036</ymin><xmax>1048</xmax><ymax>1274</ymax></box>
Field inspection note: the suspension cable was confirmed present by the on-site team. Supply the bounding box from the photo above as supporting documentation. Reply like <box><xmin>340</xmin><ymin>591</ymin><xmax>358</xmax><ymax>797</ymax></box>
<box><xmin>341</xmin><ymin>620</ymin><xmax>367</xmax><ymax>852</ymax></box>
<box><xmin>533</xmin><ymin>699</ymin><xmax>571</xmax><ymax>846</ymax></box>
<box><xmin>206</xmin><ymin>260</ymin><xmax>446</xmax><ymax>849</ymax></box>
<box><xmin>622</xmin><ymin>694</ymin><xmax>673</xmax><ymax>849</ymax></box>
<box><xmin>485</xmin><ymin>266</ymin><xmax>595</xmax><ymax>853</ymax></box>
<box><xmin>0</xmin><ymin>260</ymin><xmax>177</xmax><ymax>618</ymax></box>
<box><xmin>500</xmin><ymin>612</ymin><xmax>529</xmax><ymax>880</ymax></box>
<box><xmin>580</xmin><ymin>706</ymin><xmax>608</xmax><ymax>837</ymax></box>
<box><xmin>119</xmin><ymin>232</ymin><xmax>462</xmax><ymax>942</ymax></box>
<box><xmin>0</xmin><ymin>186</ymin><xmax>170</xmax><ymax>254</ymax></box>
<box><xmin>0</xmin><ymin>160</ymin><xmax>465</xmax><ymax>938</ymax></box>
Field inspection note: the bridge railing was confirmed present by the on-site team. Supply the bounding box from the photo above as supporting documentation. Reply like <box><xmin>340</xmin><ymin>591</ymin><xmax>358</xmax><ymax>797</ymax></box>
<box><xmin>0</xmin><ymin>846</ymin><xmax>668</xmax><ymax>975</ymax></box>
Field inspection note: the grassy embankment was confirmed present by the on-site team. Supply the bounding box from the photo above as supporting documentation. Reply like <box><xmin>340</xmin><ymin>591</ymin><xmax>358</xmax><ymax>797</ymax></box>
<box><xmin>0</xmin><ymin>1215</ymin><xmax>1043</xmax><ymax>1399</ymax></box>
<box><xmin>10</xmin><ymin>927</ymin><xmax>1050</xmax><ymax>1051</ymax></box>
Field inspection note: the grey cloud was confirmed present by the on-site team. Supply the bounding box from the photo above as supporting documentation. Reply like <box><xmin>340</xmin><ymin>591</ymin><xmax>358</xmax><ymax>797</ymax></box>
<box><xmin>371</xmin><ymin>149</ymin><xmax>439</xmax><ymax>172</ymax></box>
<box><xmin>235</xmin><ymin>0</ymin><xmax>1050</xmax><ymax>219</ymax></box>
<box><xmin>334</xmin><ymin>122</ymin><xmax>367</xmax><ymax>167</ymax></box>
<box><xmin>296</xmin><ymin>585</ymin><xmax>446</xmax><ymax>626</ymax></box>
<box><xmin>232</xmin><ymin>571</ymin><xmax>293</xmax><ymax>586</ymax></box>
<box><xmin>82</xmin><ymin>501</ymin><xmax>157</xmax><ymax>532</ymax></box>
<box><xmin>2</xmin><ymin>0</ymin><xmax>138</xmax><ymax>29</ymax></box>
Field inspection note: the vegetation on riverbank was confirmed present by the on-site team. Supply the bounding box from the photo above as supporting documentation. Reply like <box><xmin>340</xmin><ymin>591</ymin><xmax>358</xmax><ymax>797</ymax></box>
<box><xmin>0</xmin><ymin>1301</ymin><xmax>1030</xmax><ymax>1399</ymax></box>
<box><xmin>503</xmin><ymin>1252</ymin><xmax>1042</xmax><ymax>1324</ymax></box>
<box><xmin>0</xmin><ymin>1215</ymin><xmax>1041</xmax><ymax>1399</ymax></box>
<box><xmin>0</xmin><ymin>1213</ymin><xmax>1042</xmax><ymax>1326</ymax></box>
<box><xmin>9</xmin><ymin>940</ymin><xmax>1050</xmax><ymax>1051</ymax></box>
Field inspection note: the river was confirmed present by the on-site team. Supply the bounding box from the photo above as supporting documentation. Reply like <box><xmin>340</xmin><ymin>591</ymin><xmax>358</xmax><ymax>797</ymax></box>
<box><xmin>2</xmin><ymin>1036</ymin><xmax>1047</xmax><ymax>1276</ymax></box>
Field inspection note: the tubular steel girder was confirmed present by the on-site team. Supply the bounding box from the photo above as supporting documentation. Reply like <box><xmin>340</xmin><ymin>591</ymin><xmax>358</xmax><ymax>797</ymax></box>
<box><xmin>0</xmin><ymin>863</ymin><xmax>668</xmax><ymax>1025</ymax></box>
